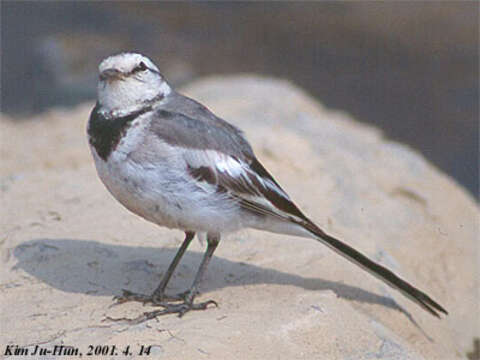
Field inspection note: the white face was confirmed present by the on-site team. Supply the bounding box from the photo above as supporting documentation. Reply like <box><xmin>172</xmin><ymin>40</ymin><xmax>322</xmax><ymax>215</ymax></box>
<box><xmin>97</xmin><ymin>53</ymin><xmax>171</xmax><ymax>113</ymax></box>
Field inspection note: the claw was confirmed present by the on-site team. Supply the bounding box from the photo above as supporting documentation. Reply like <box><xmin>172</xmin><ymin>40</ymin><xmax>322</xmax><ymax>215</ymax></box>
<box><xmin>109</xmin><ymin>289</ymin><xmax>218</xmax><ymax>323</ymax></box>
<box><xmin>148</xmin><ymin>299</ymin><xmax>218</xmax><ymax>318</ymax></box>
<box><xmin>113</xmin><ymin>289</ymin><xmax>185</xmax><ymax>305</ymax></box>
<box><xmin>105</xmin><ymin>299</ymin><xmax>217</xmax><ymax>324</ymax></box>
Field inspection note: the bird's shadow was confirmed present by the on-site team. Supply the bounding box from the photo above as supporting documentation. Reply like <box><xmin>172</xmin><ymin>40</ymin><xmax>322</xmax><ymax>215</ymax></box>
<box><xmin>13</xmin><ymin>238</ymin><xmax>415</xmax><ymax>321</ymax></box>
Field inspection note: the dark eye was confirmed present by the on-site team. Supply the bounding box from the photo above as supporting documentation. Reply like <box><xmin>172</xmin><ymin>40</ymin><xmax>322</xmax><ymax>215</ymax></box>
<box><xmin>133</xmin><ymin>61</ymin><xmax>148</xmax><ymax>73</ymax></box>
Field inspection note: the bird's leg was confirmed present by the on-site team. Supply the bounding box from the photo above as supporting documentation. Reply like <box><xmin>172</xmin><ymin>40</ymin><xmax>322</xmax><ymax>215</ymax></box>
<box><xmin>150</xmin><ymin>231</ymin><xmax>196</xmax><ymax>302</ymax></box>
<box><xmin>114</xmin><ymin>231</ymin><xmax>195</xmax><ymax>305</ymax></box>
<box><xmin>138</xmin><ymin>232</ymin><xmax>220</xmax><ymax>318</ymax></box>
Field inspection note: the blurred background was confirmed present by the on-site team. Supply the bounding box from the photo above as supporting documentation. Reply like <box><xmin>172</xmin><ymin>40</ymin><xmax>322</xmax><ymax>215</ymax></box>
<box><xmin>1</xmin><ymin>2</ymin><xmax>478</xmax><ymax>198</ymax></box>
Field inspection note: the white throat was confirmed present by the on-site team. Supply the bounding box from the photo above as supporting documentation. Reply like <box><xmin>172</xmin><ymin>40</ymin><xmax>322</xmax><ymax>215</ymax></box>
<box><xmin>98</xmin><ymin>79</ymin><xmax>171</xmax><ymax>115</ymax></box>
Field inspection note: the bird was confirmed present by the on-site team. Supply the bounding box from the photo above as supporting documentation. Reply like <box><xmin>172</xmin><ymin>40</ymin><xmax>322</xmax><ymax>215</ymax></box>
<box><xmin>87</xmin><ymin>52</ymin><xmax>447</xmax><ymax>322</ymax></box>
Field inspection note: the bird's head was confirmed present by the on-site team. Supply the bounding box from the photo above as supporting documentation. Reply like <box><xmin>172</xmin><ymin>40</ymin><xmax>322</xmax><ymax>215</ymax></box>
<box><xmin>97</xmin><ymin>53</ymin><xmax>171</xmax><ymax>113</ymax></box>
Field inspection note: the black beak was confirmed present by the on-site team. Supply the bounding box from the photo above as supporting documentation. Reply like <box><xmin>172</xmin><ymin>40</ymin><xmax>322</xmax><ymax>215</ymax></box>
<box><xmin>99</xmin><ymin>68</ymin><xmax>123</xmax><ymax>81</ymax></box>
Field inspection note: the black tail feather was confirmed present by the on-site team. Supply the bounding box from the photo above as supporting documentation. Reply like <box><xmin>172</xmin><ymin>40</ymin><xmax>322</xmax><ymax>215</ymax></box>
<box><xmin>303</xmin><ymin>221</ymin><xmax>448</xmax><ymax>318</ymax></box>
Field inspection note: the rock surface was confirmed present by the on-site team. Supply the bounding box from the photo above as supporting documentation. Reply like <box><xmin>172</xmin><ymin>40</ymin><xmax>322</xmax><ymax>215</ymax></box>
<box><xmin>1</xmin><ymin>76</ymin><xmax>478</xmax><ymax>359</ymax></box>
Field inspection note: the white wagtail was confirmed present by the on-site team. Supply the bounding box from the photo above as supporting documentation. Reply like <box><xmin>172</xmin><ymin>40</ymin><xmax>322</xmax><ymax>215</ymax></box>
<box><xmin>87</xmin><ymin>52</ymin><xmax>447</xmax><ymax>321</ymax></box>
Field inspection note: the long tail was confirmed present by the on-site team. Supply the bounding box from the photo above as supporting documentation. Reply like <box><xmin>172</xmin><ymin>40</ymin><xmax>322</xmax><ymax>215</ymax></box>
<box><xmin>302</xmin><ymin>221</ymin><xmax>448</xmax><ymax>318</ymax></box>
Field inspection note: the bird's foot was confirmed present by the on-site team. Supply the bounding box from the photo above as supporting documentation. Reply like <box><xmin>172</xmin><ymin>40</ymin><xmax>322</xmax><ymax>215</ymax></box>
<box><xmin>113</xmin><ymin>289</ymin><xmax>184</xmax><ymax>306</ymax></box>
<box><xmin>106</xmin><ymin>293</ymin><xmax>217</xmax><ymax>324</ymax></box>
<box><xmin>142</xmin><ymin>299</ymin><xmax>218</xmax><ymax>319</ymax></box>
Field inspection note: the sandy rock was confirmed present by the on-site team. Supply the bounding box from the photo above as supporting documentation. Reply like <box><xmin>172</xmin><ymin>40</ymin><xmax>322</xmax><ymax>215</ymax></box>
<box><xmin>1</xmin><ymin>76</ymin><xmax>478</xmax><ymax>359</ymax></box>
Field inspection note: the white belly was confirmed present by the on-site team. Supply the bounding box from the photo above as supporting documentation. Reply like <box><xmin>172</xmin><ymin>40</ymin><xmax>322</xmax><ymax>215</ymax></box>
<box><xmin>91</xmin><ymin>147</ymin><xmax>175</xmax><ymax>225</ymax></box>
<box><xmin>89</xmin><ymin>144</ymin><xmax>243</xmax><ymax>234</ymax></box>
